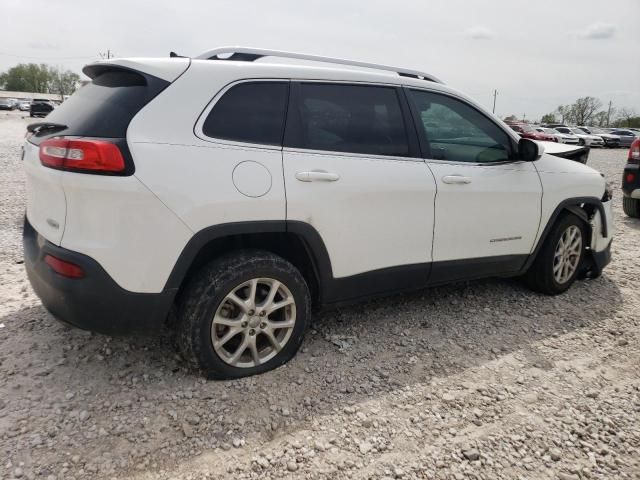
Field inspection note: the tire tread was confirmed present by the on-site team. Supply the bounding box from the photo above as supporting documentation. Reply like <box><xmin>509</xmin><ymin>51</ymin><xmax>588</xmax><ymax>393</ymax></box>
<box><xmin>177</xmin><ymin>250</ymin><xmax>310</xmax><ymax>379</ymax></box>
<box><xmin>524</xmin><ymin>213</ymin><xmax>585</xmax><ymax>295</ymax></box>
<box><xmin>623</xmin><ymin>197</ymin><xmax>640</xmax><ymax>218</ymax></box>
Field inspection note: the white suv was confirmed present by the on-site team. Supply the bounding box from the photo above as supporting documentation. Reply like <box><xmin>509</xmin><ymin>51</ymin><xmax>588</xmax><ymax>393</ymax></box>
<box><xmin>23</xmin><ymin>47</ymin><xmax>613</xmax><ymax>379</ymax></box>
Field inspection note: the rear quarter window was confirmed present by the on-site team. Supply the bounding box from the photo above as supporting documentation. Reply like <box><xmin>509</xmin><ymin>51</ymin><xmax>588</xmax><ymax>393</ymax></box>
<box><xmin>202</xmin><ymin>81</ymin><xmax>289</xmax><ymax>146</ymax></box>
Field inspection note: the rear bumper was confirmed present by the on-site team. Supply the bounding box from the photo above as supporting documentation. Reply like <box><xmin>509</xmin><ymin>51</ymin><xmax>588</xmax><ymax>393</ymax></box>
<box><xmin>23</xmin><ymin>218</ymin><xmax>175</xmax><ymax>335</ymax></box>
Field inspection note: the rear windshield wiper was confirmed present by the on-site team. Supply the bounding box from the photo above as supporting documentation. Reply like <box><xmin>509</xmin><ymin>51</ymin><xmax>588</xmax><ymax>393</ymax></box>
<box><xmin>27</xmin><ymin>122</ymin><xmax>68</xmax><ymax>134</ymax></box>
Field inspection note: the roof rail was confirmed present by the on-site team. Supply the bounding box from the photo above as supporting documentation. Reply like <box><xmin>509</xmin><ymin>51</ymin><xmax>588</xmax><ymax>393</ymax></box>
<box><xmin>195</xmin><ymin>47</ymin><xmax>443</xmax><ymax>84</ymax></box>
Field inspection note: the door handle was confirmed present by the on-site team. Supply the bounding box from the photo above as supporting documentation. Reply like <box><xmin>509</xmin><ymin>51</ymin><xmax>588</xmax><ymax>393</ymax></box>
<box><xmin>442</xmin><ymin>175</ymin><xmax>472</xmax><ymax>185</ymax></box>
<box><xmin>295</xmin><ymin>170</ymin><xmax>340</xmax><ymax>182</ymax></box>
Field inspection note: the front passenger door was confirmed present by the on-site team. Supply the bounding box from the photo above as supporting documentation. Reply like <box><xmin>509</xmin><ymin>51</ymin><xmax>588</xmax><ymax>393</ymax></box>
<box><xmin>406</xmin><ymin>89</ymin><xmax>542</xmax><ymax>281</ymax></box>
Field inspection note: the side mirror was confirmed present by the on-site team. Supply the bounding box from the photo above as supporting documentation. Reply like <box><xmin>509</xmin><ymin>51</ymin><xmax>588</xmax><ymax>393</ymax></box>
<box><xmin>519</xmin><ymin>138</ymin><xmax>543</xmax><ymax>161</ymax></box>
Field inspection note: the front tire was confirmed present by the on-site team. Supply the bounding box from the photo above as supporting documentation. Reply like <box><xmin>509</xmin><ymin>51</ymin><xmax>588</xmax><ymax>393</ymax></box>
<box><xmin>524</xmin><ymin>214</ymin><xmax>586</xmax><ymax>295</ymax></box>
<box><xmin>623</xmin><ymin>196</ymin><xmax>640</xmax><ymax>218</ymax></box>
<box><xmin>177</xmin><ymin>250</ymin><xmax>311</xmax><ymax>379</ymax></box>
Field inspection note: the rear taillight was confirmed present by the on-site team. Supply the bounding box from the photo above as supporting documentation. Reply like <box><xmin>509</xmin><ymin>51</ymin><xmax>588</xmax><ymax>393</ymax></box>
<box><xmin>44</xmin><ymin>254</ymin><xmax>85</xmax><ymax>279</ymax></box>
<box><xmin>629</xmin><ymin>139</ymin><xmax>640</xmax><ymax>165</ymax></box>
<box><xmin>39</xmin><ymin>138</ymin><xmax>125</xmax><ymax>173</ymax></box>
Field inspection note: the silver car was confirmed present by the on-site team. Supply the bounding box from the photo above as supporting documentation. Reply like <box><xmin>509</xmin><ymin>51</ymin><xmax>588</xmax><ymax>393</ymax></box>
<box><xmin>577</xmin><ymin>126</ymin><xmax>621</xmax><ymax>148</ymax></box>
<box><xmin>535</xmin><ymin>127</ymin><xmax>579</xmax><ymax>144</ymax></box>
<box><xmin>609</xmin><ymin>129</ymin><xmax>638</xmax><ymax>147</ymax></box>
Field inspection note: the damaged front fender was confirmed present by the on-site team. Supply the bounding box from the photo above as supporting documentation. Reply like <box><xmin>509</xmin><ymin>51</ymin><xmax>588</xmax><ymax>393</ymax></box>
<box><xmin>542</xmin><ymin>141</ymin><xmax>591</xmax><ymax>165</ymax></box>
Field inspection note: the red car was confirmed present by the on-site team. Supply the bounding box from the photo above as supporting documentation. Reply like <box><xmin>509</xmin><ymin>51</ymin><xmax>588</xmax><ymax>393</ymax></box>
<box><xmin>506</xmin><ymin>122</ymin><xmax>557</xmax><ymax>142</ymax></box>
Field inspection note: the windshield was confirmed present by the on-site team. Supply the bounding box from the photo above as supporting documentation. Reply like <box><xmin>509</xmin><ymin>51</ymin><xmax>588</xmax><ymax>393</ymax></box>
<box><xmin>542</xmin><ymin>128</ymin><xmax>557</xmax><ymax>134</ymax></box>
<box><xmin>571</xmin><ymin>128</ymin><xmax>585</xmax><ymax>135</ymax></box>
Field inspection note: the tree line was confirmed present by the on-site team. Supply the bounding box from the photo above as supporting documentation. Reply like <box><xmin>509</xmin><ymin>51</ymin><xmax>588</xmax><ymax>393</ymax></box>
<box><xmin>0</xmin><ymin>63</ymin><xmax>81</xmax><ymax>100</ymax></box>
<box><xmin>505</xmin><ymin>96</ymin><xmax>639</xmax><ymax>128</ymax></box>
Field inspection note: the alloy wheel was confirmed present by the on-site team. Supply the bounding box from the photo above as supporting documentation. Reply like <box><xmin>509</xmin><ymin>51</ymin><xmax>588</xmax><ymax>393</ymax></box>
<box><xmin>211</xmin><ymin>278</ymin><xmax>296</xmax><ymax>368</ymax></box>
<box><xmin>553</xmin><ymin>225</ymin><xmax>582</xmax><ymax>284</ymax></box>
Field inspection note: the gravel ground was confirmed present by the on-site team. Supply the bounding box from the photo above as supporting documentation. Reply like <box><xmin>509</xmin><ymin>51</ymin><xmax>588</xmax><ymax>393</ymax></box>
<box><xmin>1</xmin><ymin>110</ymin><xmax>639</xmax><ymax>480</ymax></box>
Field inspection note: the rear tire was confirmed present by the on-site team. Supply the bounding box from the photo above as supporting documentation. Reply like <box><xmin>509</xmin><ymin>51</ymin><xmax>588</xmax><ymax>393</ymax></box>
<box><xmin>623</xmin><ymin>196</ymin><xmax>640</xmax><ymax>218</ymax></box>
<box><xmin>177</xmin><ymin>250</ymin><xmax>311</xmax><ymax>379</ymax></box>
<box><xmin>524</xmin><ymin>213</ymin><xmax>586</xmax><ymax>295</ymax></box>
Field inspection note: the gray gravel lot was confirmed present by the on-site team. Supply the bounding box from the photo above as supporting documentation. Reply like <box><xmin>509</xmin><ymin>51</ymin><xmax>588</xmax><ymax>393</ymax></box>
<box><xmin>0</xmin><ymin>110</ymin><xmax>639</xmax><ymax>480</ymax></box>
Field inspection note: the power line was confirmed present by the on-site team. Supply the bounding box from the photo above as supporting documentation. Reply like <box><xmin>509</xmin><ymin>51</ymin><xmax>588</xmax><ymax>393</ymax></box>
<box><xmin>0</xmin><ymin>51</ymin><xmax>96</xmax><ymax>61</ymax></box>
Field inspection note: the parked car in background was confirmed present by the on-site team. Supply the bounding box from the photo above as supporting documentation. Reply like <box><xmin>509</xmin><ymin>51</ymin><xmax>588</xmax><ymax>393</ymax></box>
<box><xmin>506</xmin><ymin>122</ymin><xmax>557</xmax><ymax>142</ymax></box>
<box><xmin>622</xmin><ymin>138</ymin><xmax>640</xmax><ymax>217</ymax></box>
<box><xmin>577</xmin><ymin>126</ymin><xmax>621</xmax><ymax>148</ymax></box>
<box><xmin>23</xmin><ymin>47</ymin><xmax>613</xmax><ymax>379</ymax></box>
<box><xmin>0</xmin><ymin>98</ymin><xmax>17</xmax><ymax>110</ymax></box>
<box><xmin>18</xmin><ymin>101</ymin><xmax>32</xmax><ymax>112</ymax></box>
<box><xmin>609</xmin><ymin>129</ymin><xmax>638</xmax><ymax>148</ymax></box>
<box><xmin>29</xmin><ymin>99</ymin><xmax>54</xmax><ymax>118</ymax></box>
<box><xmin>535</xmin><ymin>127</ymin><xmax>579</xmax><ymax>144</ymax></box>
<box><xmin>554</xmin><ymin>127</ymin><xmax>604</xmax><ymax>147</ymax></box>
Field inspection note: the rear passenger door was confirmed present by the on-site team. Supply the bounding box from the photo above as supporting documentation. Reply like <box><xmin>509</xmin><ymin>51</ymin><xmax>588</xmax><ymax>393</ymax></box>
<box><xmin>282</xmin><ymin>82</ymin><xmax>436</xmax><ymax>292</ymax></box>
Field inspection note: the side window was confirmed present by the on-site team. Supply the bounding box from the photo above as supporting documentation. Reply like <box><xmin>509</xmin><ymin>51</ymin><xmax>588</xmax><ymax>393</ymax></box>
<box><xmin>202</xmin><ymin>82</ymin><xmax>288</xmax><ymax>146</ymax></box>
<box><xmin>296</xmin><ymin>83</ymin><xmax>409</xmax><ymax>157</ymax></box>
<box><xmin>408</xmin><ymin>89</ymin><xmax>512</xmax><ymax>163</ymax></box>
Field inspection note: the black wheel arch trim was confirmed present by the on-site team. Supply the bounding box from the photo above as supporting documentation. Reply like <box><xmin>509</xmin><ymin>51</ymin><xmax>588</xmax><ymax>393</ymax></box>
<box><xmin>523</xmin><ymin>196</ymin><xmax>607</xmax><ymax>273</ymax></box>
<box><xmin>165</xmin><ymin>197</ymin><xmax>608</xmax><ymax>308</ymax></box>
<box><xmin>164</xmin><ymin>220</ymin><xmax>288</xmax><ymax>291</ymax></box>
<box><xmin>163</xmin><ymin>220</ymin><xmax>383</xmax><ymax>305</ymax></box>
<box><xmin>163</xmin><ymin>220</ymin><xmax>429</xmax><ymax>305</ymax></box>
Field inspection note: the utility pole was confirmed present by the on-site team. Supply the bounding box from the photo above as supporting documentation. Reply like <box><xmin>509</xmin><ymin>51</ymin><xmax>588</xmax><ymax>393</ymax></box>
<box><xmin>606</xmin><ymin>100</ymin><xmax>612</xmax><ymax>127</ymax></box>
<box><xmin>522</xmin><ymin>113</ymin><xmax>526</xmax><ymax>122</ymax></box>
<box><xmin>492</xmin><ymin>89</ymin><xmax>498</xmax><ymax>114</ymax></box>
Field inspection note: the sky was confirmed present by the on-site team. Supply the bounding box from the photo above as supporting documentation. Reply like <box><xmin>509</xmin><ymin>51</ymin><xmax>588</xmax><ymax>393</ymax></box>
<box><xmin>1</xmin><ymin>0</ymin><xmax>639</xmax><ymax>121</ymax></box>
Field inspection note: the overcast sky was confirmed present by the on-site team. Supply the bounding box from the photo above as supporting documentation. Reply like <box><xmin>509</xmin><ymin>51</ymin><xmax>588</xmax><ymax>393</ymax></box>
<box><xmin>2</xmin><ymin>0</ymin><xmax>639</xmax><ymax>120</ymax></box>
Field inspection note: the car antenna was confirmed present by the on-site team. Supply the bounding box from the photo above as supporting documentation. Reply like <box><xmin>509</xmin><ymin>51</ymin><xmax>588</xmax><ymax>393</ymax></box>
<box><xmin>170</xmin><ymin>51</ymin><xmax>186</xmax><ymax>58</ymax></box>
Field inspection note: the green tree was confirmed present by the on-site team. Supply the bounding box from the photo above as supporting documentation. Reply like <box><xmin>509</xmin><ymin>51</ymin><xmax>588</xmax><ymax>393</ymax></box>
<box><xmin>556</xmin><ymin>105</ymin><xmax>569</xmax><ymax>124</ymax></box>
<box><xmin>49</xmin><ymin>67</ymin><xmax>80</xmax><ymax>99</ymax></box>
<box><xmin>0</xmin><ymin>63</ymin><xmax>80</xmax><ymax>99</ymax></box>
<box><xmin>541</xmin><ymin>113</ymin><xmax>556</xmax><ymax>124</ymax></box>
<box><xmin>570</xmin><ymin>97</ymin><xmax>602</xmax><ymax>125</ymax></box>
<box><xmin>0</xmin><ymin>63</ymin><xmax>51</xmax><ymax>92</ymax></box>
<box><xmin>616</xmin><ymin>107</ymin><xmax>638</xmax><ymax>128</ymax></box>
<box><xmin>593</xmin><ymin>111</ymin><xmax>608</xmax><ymax>127</ymax></box>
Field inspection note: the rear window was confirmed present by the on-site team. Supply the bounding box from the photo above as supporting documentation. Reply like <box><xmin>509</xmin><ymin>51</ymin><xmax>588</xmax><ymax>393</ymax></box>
<box><xmin>32</xmin><ymin>68</ymin><xmax>168</xmax><ymax>143</ymax></box>
<box><xmin>202</xmin><ymin>81</ymin><xmax>289</xmax><ymax>146</ymax></box>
